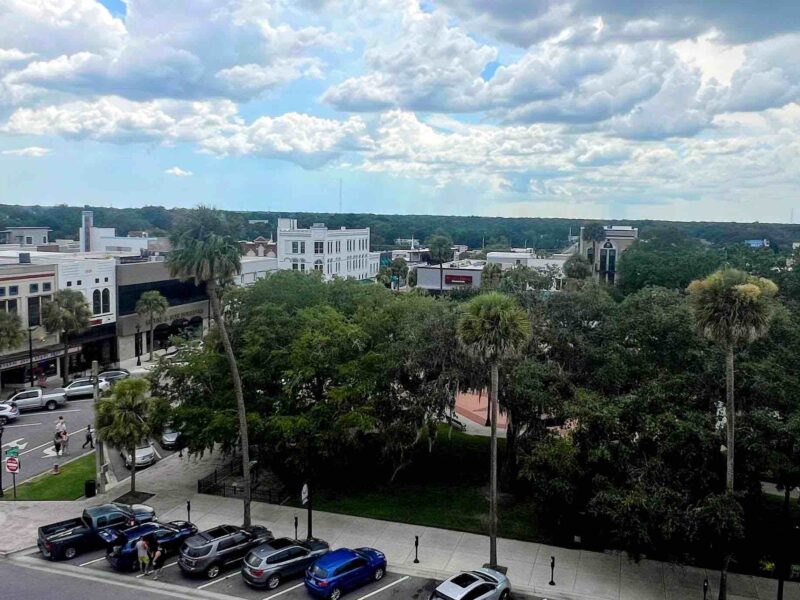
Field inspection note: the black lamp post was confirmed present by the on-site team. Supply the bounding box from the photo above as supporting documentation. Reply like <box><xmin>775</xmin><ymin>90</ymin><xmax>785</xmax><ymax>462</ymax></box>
<box><xmin>28</xmin><ymin>325</ymin><xmax>37</xmax><ymax>387</ymax></box>
<box><xmin>135</xmin><ymin>324</ymin><xmax>141</xmax><ymax>366</ymax></box>
<box><xmin>0</xmin><ymin>423</ymin><xmax>4</xmax><ymax>498</ymax></box>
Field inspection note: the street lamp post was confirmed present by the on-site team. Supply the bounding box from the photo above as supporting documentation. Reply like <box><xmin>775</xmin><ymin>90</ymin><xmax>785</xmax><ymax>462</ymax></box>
<box><xmin>0</xmin><ymin>423</ymin><xmax>4</xmax><ymax>498</ymax></box>
<box><xmin>135</xmin><ymin>324</ymin><xmax>141</xmax><ymax>367</ymax></box>
<box><xmin>28</xmin><ymin>325</ymin><xmax>37</xmax><ymax>387</ymax></box>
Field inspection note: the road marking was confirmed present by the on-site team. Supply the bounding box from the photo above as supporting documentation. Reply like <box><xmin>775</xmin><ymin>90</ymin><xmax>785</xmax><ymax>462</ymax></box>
<box><xmin>262</xmin><ymin>582</ymin><xmax>304</xmax><ymax>599</ymax></box>
<box><xmin>1</xmin><ymin>437</ymin><xmax>27</xmax><ymax>448</ymax></box>
<box><xmin>355</xmin><ymin>576</ymin><xmax>410</xmax><ymax>600</ymax></box>
<box><xmin>18</xmin><ymin>430</ymin><xmax>80</xmax><ymax>456</ymax></box>
<box><xmin>48</xmin><ymin>409</ymin><xmax>85</xmax><ymax>415</ymax></box>
<box><xmin>197</xmin><ymin>571</ymin><xmax>240</xmax><ymax>589</ymax></box>
<box><xmin>80</xmin><ymin>556</ymin><xmax>107</xmax><ymax>566</ymax></box>
<box><xmin>136</xmin><ymin>560</ymin><xmax>178</xmax><ymax>578</ymax></box>
<box><xmin>152</xmin><ymin>445</ymin><xmax>162</xmax><ymax>460</ymax></box>
<box><xmin>3</xmin><ymin>423</ymin><xmax>41</xmax><ymax>428</ymax></box>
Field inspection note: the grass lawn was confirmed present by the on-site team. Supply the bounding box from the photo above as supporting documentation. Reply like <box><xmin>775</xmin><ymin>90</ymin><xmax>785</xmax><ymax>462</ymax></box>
<box><xmin>1</xmin><ymin>453</ymin><xmax>95</xmax><ymax>501</ymax></box>
<box><xmin>305</xmin><ymin>426</ymin><xmax>543</xmax><ymax>543</ymax></box>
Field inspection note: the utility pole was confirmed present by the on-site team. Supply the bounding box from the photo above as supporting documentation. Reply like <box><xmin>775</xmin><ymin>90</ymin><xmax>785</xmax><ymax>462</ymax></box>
<box><xmin>92</xmin><ymin>361</ymin><xmax>105</xmax><ymax>494</ymax></box>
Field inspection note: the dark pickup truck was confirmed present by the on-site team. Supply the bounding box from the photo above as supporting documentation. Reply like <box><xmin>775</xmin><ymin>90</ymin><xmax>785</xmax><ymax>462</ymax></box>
<box><xmin>38</xmin><ymin>502</ymin><xmax>156</xmax><ymax>560</ymax></box>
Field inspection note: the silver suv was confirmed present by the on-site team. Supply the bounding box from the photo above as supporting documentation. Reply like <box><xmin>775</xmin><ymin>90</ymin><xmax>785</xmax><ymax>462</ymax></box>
<box><xmin>242</xmin><ymin>537</ymin><xmax>330</xmax><ymax>590</ymax></box>
<box><xmin>430</xmin><ymin>569</ymin><xmax>511</xmax><ymax>600</ymax></box>
<box><xmin>178</xmin><ymin>525</ymin><xmax>273</xmax><ymax>579</ymax></box>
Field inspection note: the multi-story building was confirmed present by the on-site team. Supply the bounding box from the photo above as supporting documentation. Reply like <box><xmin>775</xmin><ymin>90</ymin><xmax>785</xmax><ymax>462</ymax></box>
<box><xmin>578</xmin><ymin>225</ymin><xmax>639</xmax><ymax>284</ymax></box>
<box><xmin>416</xmin><ymin>259</ymin><xmax>486</xmax><ymax>291</ymax></box>
<box><xmin>0</xmin><ymin>227</ymin><xmax>51</xmax><ymax>246</ymax></box>
<box><xmin>276</xmin><ymin>218</ymin><xmax>379</xmax><ymax>281</ymax></box>
<box><xmin>79</xmin><ymin>210</ymin><xmax>170</xmax><ymax>254</ymax></box>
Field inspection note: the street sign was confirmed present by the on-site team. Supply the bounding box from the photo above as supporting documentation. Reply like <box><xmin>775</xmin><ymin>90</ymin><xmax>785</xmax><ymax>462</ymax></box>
<box><xmin>5</xmin><ymin>456</ymin><xmax>19</xmax><ymax>473</ymax></box>
<box><xmin>301</xmin><ymin>483</ymin><xmax>309</xmax><ymax>505</ymax></box>
<box><xmin>6</xmin><ymin>446</ymin><xmax>19</xmax><ymax>458</ymax></box>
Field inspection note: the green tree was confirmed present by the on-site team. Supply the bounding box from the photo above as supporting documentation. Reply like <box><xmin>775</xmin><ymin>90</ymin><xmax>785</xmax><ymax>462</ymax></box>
<box><xmin>695</xmin><ymin>494</ymin><xmax>745</xmax><ymax>600</ymax></box>
<box><xmin>458</xmin><ymin>292</ymin><xmax>531</xmax><ymax>568</ymax></box>
<box><xmin>167</xmin><ymin>206</ymin><xmax>254</xmax><ymax>527</ymax></box>
<box><xmin>427</xmin><ymin>234</ymin><xmax>453</xmax><ymax>293</ymax></box>
<box><xmin>96</xmin><ymin>378</ymin><xmax>153</xmax><ymax>493</ymax></box>
<box><xmin>481</xmin><ymin>262</ymin><xmax>502</xmax><ymax>290</ymax></box>
<box><xmin>42</xmin><ymin>289</ymin><xmax>92</xmax><ymax>386</ymax></box>
<box><xmin>563</xmin><ymin>254</ymin><xmax>592</xmax><ymax>281</ymax></box>
<box><xmin>136</xmin><ymin>290</ymin><xmax>169</xmax><ymax>362</ymax></box>
<box><xmin>0</xmin><ymin>311</ymin><xmax>25</xmax><ymax>391</ymax></box>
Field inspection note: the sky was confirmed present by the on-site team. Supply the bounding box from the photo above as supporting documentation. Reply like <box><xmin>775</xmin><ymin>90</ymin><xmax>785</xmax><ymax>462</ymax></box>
<box><xmin>0</xmin><ymin>0</ymin><xmax>799</xmax><ymax>223</ymax></box>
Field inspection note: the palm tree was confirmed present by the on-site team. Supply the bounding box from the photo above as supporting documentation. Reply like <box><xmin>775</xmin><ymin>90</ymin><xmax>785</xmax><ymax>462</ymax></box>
<box><xmin>581</xmin><ymin>222</ymin><xmax>606</xmax><ymax>274</ymax></box>
<box><xmin>136</xmin><ymin>290</ymin><xmax>169</xmax><ymax>362</ymax></box>
<box><xmin>96</xmin><ymin>378</ymin><xmax>152</xmax><ymax>493</ymax></box>
<box><xmin>458</xmin><ymin>292</ymin><xmax>531</xmax><ymax>568</ymax></box>
<box><xmin>687</xmin><ymin>268</ymin><xmax>778</xmax><ymax>600</ymax></box>
<box><xmin>481</xmin><ymin>262</ymin><xmax>503</xmax><ymax>290</ymax></box>
<box><xmin>167</xmin><ymin>207</ymin><xmax>253</xmax><ymax>527</ymax></box>
<box><xmin>427</xmin><ymin>234</ymin><xmax>453</xmax><ymax>293</ymax></box>
<box><xmin>0</xmin><ymin>311</ymin><xmax>25</xmax><ymax>391</ymax></box>
<box><xmin>41</xmin><ymin>289</ymin><xmax>92</xmax><ymax>386</ymax></box>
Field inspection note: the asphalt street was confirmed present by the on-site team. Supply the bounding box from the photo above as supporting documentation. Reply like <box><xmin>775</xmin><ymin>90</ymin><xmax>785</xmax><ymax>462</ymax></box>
<box><xmin>25</xmin><ymin>546</ymin><xmax>545</xmax><ymax>600</ymax></box>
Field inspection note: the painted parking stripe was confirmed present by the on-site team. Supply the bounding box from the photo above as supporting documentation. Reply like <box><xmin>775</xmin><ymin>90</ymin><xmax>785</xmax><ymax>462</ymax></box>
<box><xmin>355</xmin><ymin>576</ymin><xmax>410</xmax><ymax>600</ymax></box>
<box><xmin>262</xmin><ymin>582</ymin><xmax>305</xmax><ymax>600</ymax></box>
<box><xmin>197</xmin><ymin>571</ymin><xmax>240</xmax><ymax>589</ymax></box>
<box><xmin>136</xmin><ymin>561</ymin><xmax>178</xmax><ymax>578</ymax></box>
<box><xmin>80</xmin><ymin>556</ymin><xmax>107</xmax><ymax>566</ymax></box>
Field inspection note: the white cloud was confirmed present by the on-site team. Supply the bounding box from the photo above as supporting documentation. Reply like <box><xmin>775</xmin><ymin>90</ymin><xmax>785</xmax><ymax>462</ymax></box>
<box><xmin>1</xmin><ymin>145</ymin><xmax>51</xmax><ymax>157</ymax></box>
<box><xmin>164</xmin><ymin>166</ymin><xmax>192</xmax><ymax>177</ymax></box>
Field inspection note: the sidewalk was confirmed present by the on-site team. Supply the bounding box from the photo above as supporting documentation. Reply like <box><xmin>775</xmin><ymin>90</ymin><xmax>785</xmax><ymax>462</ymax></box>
<box><xmin>1</xmin><ymin>451</ymin><xmax>798</xmax><ymax>600</ymax></box>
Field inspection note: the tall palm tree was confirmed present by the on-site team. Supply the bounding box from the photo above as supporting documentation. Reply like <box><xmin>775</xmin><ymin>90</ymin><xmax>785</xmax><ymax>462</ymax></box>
<box><xmin>136</xmin><ymin>290</ymin><xmax>169</xmax><ymax>362</ymax></box>
<box><xmin>458</xmin><ymin>292</ymin><xmax>531</xmax><ymax>568</ymax></box>
<box><xmin>427</xmin><ymin>234</ymin><xmax>453</xmax><ymax>293</ymax></box>
<box><xmin>42</xmin><ymin>289</ymin><xmax>92</xmax><ymax>386</ymax></box>
<box><xmin>0</xmin><ymin>311</ymin><xmax>25</xmax><ymax>391</ymax></box>
<box><xmin>687</xmin><ymin>268</ymin><xmax>778</xmax><ymax>600</ymax></box>
<box><xmin>167</xmin><ymin>207</ymin><xmax>253</xmax><ymax>527</ymax></box>
<box><xmin>481</xmin><ymin>262</ymin><xmax>503</xmax><ymax>290</ymax></box>
<box><xmin>96</xmin><ymin>378</ymin><xmax>152</xmax><ymax>493</ymax></box>
<box><xmin>581</xmin><ymin>222</ymin><xmax>606</xmax><ymax>274</ymax></box>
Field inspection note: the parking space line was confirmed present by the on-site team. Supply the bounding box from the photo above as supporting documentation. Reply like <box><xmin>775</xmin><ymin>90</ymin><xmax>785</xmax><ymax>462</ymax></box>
<box><xmin>48</xmin><ymin>409</ymin><xmax>85</xmax><ymax>415</ymax></box>
<box><xmin>80</xmin><ymin>556</ymin><xmax>107</xmax><ymax>566</ymax></box>
<box><xmin>262</xmin><ymin>582</ymin><xmax>304</xmax><ymax>600</ymax></box>
<box><xmin>136</xmin><ymin>561</ymin><xmax>178</xmax><ymax>578</ymax></box>
<box><xmin>355</xmin><ymin>576</ymin><xmax>410</xmax><ymax>600</ymax></box>
<box><xmin>197</xmin><ymin>571</ymin><xmax>240</xmax><ymax>589</ymax></box>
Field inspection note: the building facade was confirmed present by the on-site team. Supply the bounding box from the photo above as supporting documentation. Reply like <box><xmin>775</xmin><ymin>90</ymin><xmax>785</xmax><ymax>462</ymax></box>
<box><xmin>79</xmin><ymin>210</ymin><xmax>169</xmax><ymax>254</ymax></box>
<box><xmin>0</xmin><ymin>227</ymin><xmax>50</xmax><ymax>246</ymax></box>
<box><xmin>578</xmin><ymin>225</ymin><xmax>639</xmax><ymax>284</ymax></box>
<box><xmin>276</xmin><ymin>218</ymin><xmax>379</xmax><ymax>281</ymax></box>
<box><xmin>416</xmin><ymin>259</ymin><xmax>486</xmax><ymax>291</ymax></box>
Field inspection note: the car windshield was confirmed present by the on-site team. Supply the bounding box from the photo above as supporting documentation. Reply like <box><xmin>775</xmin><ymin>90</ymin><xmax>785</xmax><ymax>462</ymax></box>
<box><xmin>136</xmin><ymin>444</ymin><xmax>151</xmax><ymax>451</ymax></box>
<box><xmin>183</xmin><ymin>544</ymin><xmax>211</xmax><ymax>558</ymax></box>
<box><xmin>311</xmin><ymin>565</ymin><xmax>328</xmax><ymax>579</ymax></box>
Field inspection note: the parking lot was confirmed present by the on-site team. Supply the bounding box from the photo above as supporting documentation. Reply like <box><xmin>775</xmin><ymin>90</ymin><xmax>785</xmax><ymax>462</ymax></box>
<box><xmin>32</xmin><ymin>545</ymin><xmax>543</xmax><ymax>600</ymax></box>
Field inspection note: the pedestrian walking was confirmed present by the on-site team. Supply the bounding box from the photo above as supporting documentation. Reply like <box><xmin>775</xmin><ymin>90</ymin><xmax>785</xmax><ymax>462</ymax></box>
<box><xmin>82</xmin><ymin>425</ymin><xmax>94</xmax><ymax>449</ymax></box>
<box><xmin>151</xmin><ymin>544</ymin><xmax>165</xmax><ymax>579</ymax></box>
<box><xmin>135</xmin><ymin>538</ymin><xmax>150</xmax><ymax>574</ymax></box>
<box><xmin>60</xmin><ymin>430</ymin><xmax>70</xmax><ymax>456</ymax></box>
<box><xmin>53</xmin><ymin>431</ymin><xmax>62</xmax><ymax>456</ymax></box>
<box><xmin>55</xmin><ymin>416</ymin><xmax>66</xmax><ymax>434</ymax></box>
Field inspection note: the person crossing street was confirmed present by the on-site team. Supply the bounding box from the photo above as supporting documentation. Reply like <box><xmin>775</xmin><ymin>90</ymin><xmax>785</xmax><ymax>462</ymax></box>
<box><xmin>82</xmin><ymin>425</ymin><xmax>94</xmax><ymax>449</ymax></box>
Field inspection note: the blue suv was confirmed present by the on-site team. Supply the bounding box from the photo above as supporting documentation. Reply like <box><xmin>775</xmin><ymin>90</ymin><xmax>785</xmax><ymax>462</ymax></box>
<box><xmin>304</xmin><ymin>547</ymin><xmax>387</xmax><ymax>600</ymax></box>
<box><xmin>100</xmin><ymin>521</ymin><xmax>197</xmax><ymax>571</ymax></box>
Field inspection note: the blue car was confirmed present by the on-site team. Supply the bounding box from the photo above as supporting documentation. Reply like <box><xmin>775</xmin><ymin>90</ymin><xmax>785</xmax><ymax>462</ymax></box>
<box><xmin>304</xmin><ymin>547</ymin><xmax>387</xmax><ymax>600</ymax></box>
<box><xmin>99</xmin><ymin>520</ymin><xmax>197</xmax><ymax>572</ymax></box>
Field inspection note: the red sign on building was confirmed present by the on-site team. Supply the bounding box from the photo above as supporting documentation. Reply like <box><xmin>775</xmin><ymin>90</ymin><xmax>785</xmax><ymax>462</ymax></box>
<box><xmin>445</xmin><ymin>274</ymin><xmax>473</xmax><ymax>285</ymax></box>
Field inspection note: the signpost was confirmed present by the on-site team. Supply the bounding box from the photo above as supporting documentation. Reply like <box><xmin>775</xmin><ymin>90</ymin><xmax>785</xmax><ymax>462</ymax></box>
<box><xmin>5</xmin><ymin>447</ymin><xmax>20</xmax><ymax>499</ymax></box>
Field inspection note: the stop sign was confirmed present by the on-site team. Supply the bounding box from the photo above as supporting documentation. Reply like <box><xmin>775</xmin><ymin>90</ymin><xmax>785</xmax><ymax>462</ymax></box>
<box><xmin>5</xmin><ymin>456</ymin><xmax>19</xmax><ymax>473</ymax></box>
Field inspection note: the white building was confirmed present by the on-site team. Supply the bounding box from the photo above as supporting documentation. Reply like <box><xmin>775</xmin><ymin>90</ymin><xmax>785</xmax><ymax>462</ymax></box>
<box><xmin>237</xmin><ymin>256</ymin><xmax>279</xmax><ymax>287</ymax></box>
<box><xmin>416</xmin><ymin>259</ymin><xmax>486</xmax><ymax>291</ymax></box>
<box><xmin>0</xmin><ymin>227</ymin><xmax>51</xmax><ymax>246</ymax></box>
<box><xmin>276</xmin><ymin>218</ymin><xmax>379</xmax><ymax>281</ymax></box>
<box><xmin>79</xmin><ymin>210</ymin><xmax>169</xmax><ymax>254</ymax></box>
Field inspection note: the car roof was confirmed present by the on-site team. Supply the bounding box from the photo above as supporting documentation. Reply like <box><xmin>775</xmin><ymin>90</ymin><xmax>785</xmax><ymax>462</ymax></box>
<box><xmin>253</xmin><ymin>538</ymin><xmax>295</xmax><ymax>555</ymax></box>
<box><xmin>121</xmin><ymin>522</ymin><xmax>159</xmax><ymax>538</ymax></box>
<box><xmin>315</xmin><ymin>548</ymin><xmax>358</xmax><ymax>569</ymax></box>
<box><xmin>437</xmin><ymin>570</ymin><xmax>503</xmax><ymax>599</ymax></box>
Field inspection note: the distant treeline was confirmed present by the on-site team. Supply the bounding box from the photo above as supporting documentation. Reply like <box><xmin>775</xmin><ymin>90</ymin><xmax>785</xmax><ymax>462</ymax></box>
<box><xmin>2</xmin><ymin>204</ymin><xmax>800</xmax><ymax>251</ymax></box>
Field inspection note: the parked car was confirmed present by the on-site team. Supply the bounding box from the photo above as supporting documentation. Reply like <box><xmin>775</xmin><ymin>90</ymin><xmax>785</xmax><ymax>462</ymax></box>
<box><xmin>429</xmin><ymin>569</ymin><xmax>511</xmax><ymax>600</ymax></box>
<box><xmin>122</xmin><ymin>442</ymin><xmax>157</xmax><ymax>469</ymax></box>
<box><xmin>5</xmin><ymin>387</ymin><xmax>67</xmax><ymax>412</ymax></box>
<box><xmin>64</xmin><ymin>377</ymin><xmax>110</xmax><ymax>399</ymax></box>
<box><xmin>304</xmin><ymin>547</ymin><xmax>387</xmax><ymax>600</ymax></box>
<box><xmin>242</xmin><ymin>537</ymin><xmax>330</xmax><ymax>590</ymax></box>
<box><xmin>98</xmin><ymin>369</ymin><xmax>131</xmax><ymax>384</ymax></box>
<box><xmin>100</xmin><ymin>520</ymin><xmax>197</xmax><ymax>571</ymax></box>
<box><xmin>0</xmin><ymin>401</ymin><xmax>20</xmax><ymax>425</ymax></box>
<box><xmin>178</xmin><ymin>525</ymin><xmax>273</xmax><ymax>579</ymax></box>
<box><xmin>37</xmin><ymin>502</ymin><xmax>156</xmax><ymax>561</ymax></box>
<box><xmin>160</xmin><ymin>426</ymin><xmax>180</xmax><ymax>450</ymax></box>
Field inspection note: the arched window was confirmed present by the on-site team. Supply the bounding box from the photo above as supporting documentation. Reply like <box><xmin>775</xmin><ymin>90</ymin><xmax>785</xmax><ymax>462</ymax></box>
<box><xmin>314</xmin><ymin>259</ymin><xmax>323</xmax><ymax>272</ymax></box>
<box><xmin>92</xmin><ymin>289</ymin><xmax>101</xmax><ymax>314</ymax></box>
<box><xmin>101</xmin><ymin>288</ymin><xmax>110</xmax><ymax>313</ymax></box>
<box><xmin>600</xmin><ymin>241</ymin><xmax>616</xmax><ymax>281</ymax></box>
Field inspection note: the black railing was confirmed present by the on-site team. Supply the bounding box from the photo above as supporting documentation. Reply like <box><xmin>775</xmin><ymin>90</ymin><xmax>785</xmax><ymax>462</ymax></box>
<box><xmin>197</xmin><ymin>461</ymin><xmax>283</xmax><ymax>505</ymax></box>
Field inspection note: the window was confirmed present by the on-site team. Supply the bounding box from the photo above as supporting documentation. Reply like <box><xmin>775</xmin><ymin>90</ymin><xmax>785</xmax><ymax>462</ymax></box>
<box><xmin>29</xmin><ymin>283</ymin><xmax>38</xmax><ymax>294</ymax></box>
<box><xmin>287</xmin><ymin>547</ymin><xmax>308</xmax><ymax>559</ymax></box>
<box><xmin>25</xmin><ymin>236</ymin><xmax>32</xmax><ymax>245</ymax></box>
<box><xmin>314</xmin><ymin>259</ymin><xmax>323</xmax><ymax>271</ymax></box>
<box><xmin>9</xmin><ymin>285</ymin><xmax>18</xmax><ymax>296</ymax></box>
<box><xmin>336</xmin><ymin>240</ymin><xmax>341</xmax><ymax>253</ymax></box>
<box><xmin>462</xmin><ymin>584</ymin><xmax>494</xmax><ymax>600</ymax></box>
<box><xmin>43</xmin><ymin>282</ymin><xmax>51</xmax><ymax>292</ymax></box>
<box><xmin>66</xmin><ymin>281</ymin><xmax>72</xmax><ymax>287</ymax></box>
<box><xmin>217</xmin><ymin>538</ymin><xmax>236</xmax><ymax>551</ymax></box>
<box><xmin>7</xmin><ymin>299</ymin><xmax>17</xmax><ymax>314</ymax></box>
<box><xmin>328</xmin><ymin>241</ymin><xmax>333</xmax><ymax>253</ymax></box>
<box><xmin>267</xmin><ymin>550</ymin><xmax>291</xmax><ymax>564</ymax></box>
<box><xmin>95</xmin><ymin>278</ymin><xmax>99</xmax><ymax>284</ymax></box>
<box><xmin>0</xmin><ymin>288</ymin><xmax>5</xmax><ymax>297</ymax></box>
<box><xmin>292</xmin><ymin>260</ymin><xmax>299</xmax><ymax>271</ymax></box>
<box><xmin>314</xmin><ymin>241</ymin><xmax>324</xmax><ymax>254</ymax></box>
<box><xmin>104</xmin><ymin>277</ymin><xmax>108</xmax><ymax>283</ymax></box>
<box><xmin>93</xmin><ymin>289</ymin><xmax>101</xmax><ymax>314</ymax></box>
<box><xmin>28</xmin><ymin>296</ymin><xmax>41</xmax><ymax>326</ymax></box>
<box><xmin>77</xmin><ymin>280</ymin><xmax>82</xmax><ymax>286</ymax></box>
<box><xmin>42</xmin><ymin>236</ymin><xmax>46</xmax><ymax>244</ymax></box>
<box><xmin>102</xmin><ymin>288</ymin><xmax>110</xmax><ymax>313</ymax></box>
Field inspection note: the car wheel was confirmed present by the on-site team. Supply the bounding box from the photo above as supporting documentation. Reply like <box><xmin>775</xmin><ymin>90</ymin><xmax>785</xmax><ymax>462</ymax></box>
<box><xmin>63</xmin><ymin>546</ymin><xmax>77</xmax><ymax>560</ymax></box>
<box><xmin>499</xmin><ymin>590</ymin><xmax>510</xmax><ymax>600</ymax></box>
<box><xmin>267</xmin><ymin>574</ymin><xmax>281</xmax><ymax>589</ymax></box>
<box><xmin>373</xmin><ymin>567</ymin><xmax>385</xmax><ymax>581</ymax></box>
<box><xmin>329</xmin><ymin>587</ymin><xmax>342</xmax><ymax>600</ymax></box>
<box><xmin>46</xmin><ymin>400</ymin><xmax>57</xmax><ymax>411</ymax></box>
<box><xmin>206</xmin><ymin>564</ymin><xmax>221</xmax><ymax>579</ymax></box>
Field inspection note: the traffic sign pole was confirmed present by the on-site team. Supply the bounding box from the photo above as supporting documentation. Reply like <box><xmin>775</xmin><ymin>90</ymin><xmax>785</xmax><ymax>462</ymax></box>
<box><xmin>12</xmin><ymin>472</ymin><xmax>15</xmax><ymax>499</ymax></box>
